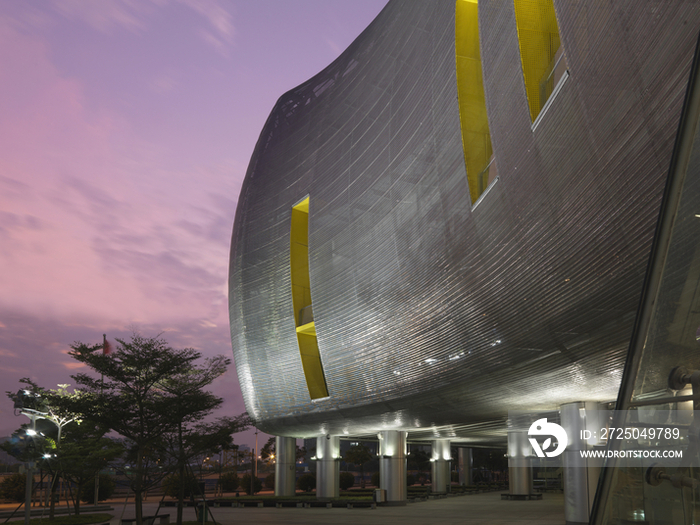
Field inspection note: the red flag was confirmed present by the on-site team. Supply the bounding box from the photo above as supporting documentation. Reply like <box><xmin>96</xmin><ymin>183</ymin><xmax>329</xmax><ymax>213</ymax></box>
<box><xmin>103</xmin><ymin>334</ymin><xmax>112</xmax><ymax>355</ymax></box>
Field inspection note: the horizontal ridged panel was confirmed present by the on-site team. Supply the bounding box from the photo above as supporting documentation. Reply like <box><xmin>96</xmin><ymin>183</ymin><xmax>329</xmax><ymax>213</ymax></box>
<box><xmin>229</xmin><ymin>0</ymin><xmax>700</xmax><ymax>441</ymax></box>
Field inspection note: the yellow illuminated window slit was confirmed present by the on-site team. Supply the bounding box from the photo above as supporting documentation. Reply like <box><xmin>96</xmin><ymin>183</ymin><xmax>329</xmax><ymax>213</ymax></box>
<box><xmin>290</xmin><ymin>196</ymin><xmax>329</xmax><ymax>400</ymax></box>
<box><xmin>456</xmin><ymin>0</ymin><xmax>497</xmax><ymax>205</ymax></box>
<box><xmin>513</xmin><ymin>0</ymin><xmax>567</xmax><ymax>122</ymax></box>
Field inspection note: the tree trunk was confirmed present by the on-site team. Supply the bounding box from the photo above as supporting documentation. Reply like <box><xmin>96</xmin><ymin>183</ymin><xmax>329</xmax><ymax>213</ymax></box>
<box><xmin>176</xmin><ymin>411</ymin><xmax>184</xmax><ymax>524</ymax></box>
<box><xmin>134</xmin><ymin>449</ymin><xmax>144</xmax><ymax>525</ymax></box>
<box><xmin>74</xmin><ymin>482</ymin><xmax>81</xmax><ymax>515</ymax></box>
<box><xmin>49</xmin><ymin>473</ymin><xmax>57</xmax><ymax>520</ymax></box>
<box><xmin>177</xmin><ymin>461</ymin><xmax>185</xmax><ymax>525</ymax></box>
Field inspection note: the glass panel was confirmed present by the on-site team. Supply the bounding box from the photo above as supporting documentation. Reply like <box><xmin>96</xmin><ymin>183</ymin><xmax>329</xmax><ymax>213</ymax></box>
<box><xmin>513</xmin><ymin>0</ymin><xmax>567</xmax><ymax>121</ymax></box>
<box><xmin>291</xmin><ymin>196</ymin><xmax>329</xmax><ymax>400</ymax></box>
<box><xmin>592</xmin><ymin>34</ymin><xmax>700</xmax><ymax>525</ymax></box>
<box><xmin>456</xmin><ymin>0</ymin><xmax>495</xmax><ymax>204</ymax></box>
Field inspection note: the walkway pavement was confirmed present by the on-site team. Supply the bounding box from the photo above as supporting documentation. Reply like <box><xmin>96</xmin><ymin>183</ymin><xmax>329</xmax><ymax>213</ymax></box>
<box><xmin>102</xmin><ymin>491</ymin><xmax>565</xmax><ymax>525</ymax></box>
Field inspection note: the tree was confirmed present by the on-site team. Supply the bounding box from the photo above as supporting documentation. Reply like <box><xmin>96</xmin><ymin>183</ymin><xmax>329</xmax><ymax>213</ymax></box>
<box><xmin>56</xmin><ymin>421</ymin><xmax>123</xmax><ymax>515</ymax></box>
<box><xmin>162</xmin><ymin>473</ymin><xmax>199</xmax><ymax>498</ymax></box>
<box><xmin>296</xmin><ymin>473</ymin><xmax>315</xmax><ymax>492</ymax></box>
<box><xmin>218</xmin><ymin>471</ymin><xmax>239</xmax><ymax>492</ymax></box>
<box><xmin>344</xmin><ymin>444</ymin><xmax>373</xmax><ymax>487</ymax></box>
<box><xmin>240</xmin><ymin>473</ymin><xmax>262</xmax><ymax>495</ymax></box>
<box><xmin>80</xmin><ymin>474</ymin><xmax>116</xmax><ymax>503</ymax></box>
<box><xmin>408</xmin><ymin>448</ymin><xmax>430</xmax><ymax>484</ymax></box>
<box><xmin>260</xmin><ymin>437</ymin><xmax>275</xmax><ymax>464</ymax></box>
<box><xmin>62</xmin><ymin>333</ymin><xmax>244</xmax><ymax>525</ymax></box>
<box><xmin>259</xmin><ymin>437</ymin><xmax>305</xmax><ymax>472</ymax></box>
<box><xmin>0</xmin><ymin>473</ymin><xmax>25</xmax><ymax>502</ymax></box>
<box><xmin>339</xmin><ymin>471</ymin><xmax>354</xmax><ymax>490</ymax></box>
<box><xmin>155</xmin><ymin>356</ymin><xmax>249</xmax><ymax>525</ymax></box>
<box><xmin>4</xmin><ymin>379</ymin><xmax>93</xmax><ymax>520</ymax></box>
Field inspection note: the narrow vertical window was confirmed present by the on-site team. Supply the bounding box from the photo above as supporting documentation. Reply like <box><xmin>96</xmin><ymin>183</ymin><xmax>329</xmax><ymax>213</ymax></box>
<box><xmin>513</xmin><ymin>0</ymin><xmax>568</xmax><ymax>122</ymax></box>
<box><xmin>456</xmin><ymin>0</ymin><xmax>497</xmax><ymax>205</ymax></box>
<box><xmin>290</xmin><ymin>196</ymin><xmax>329</xmax><ymax>400</ymax></box>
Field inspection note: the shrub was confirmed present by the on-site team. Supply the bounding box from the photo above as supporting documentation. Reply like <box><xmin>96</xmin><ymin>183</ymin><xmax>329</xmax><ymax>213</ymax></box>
<box><xmin>162</xmin><ymin>473</ymin><xmax>200</xmax><ymax>498</ymax></box>
<box><xmin>0</xmin><ymin>473</ymin><xmax>26</xmax><ymax>502</ymax></box>
<box><xmin>339</xmin><ymin>471</ymin><xmax>354</xmax><ymax>490</ymax></box>
<box><xmin>296</xmin><ymin>473</ymin><xmax>316</xmax><ymax>492</ymax></box>
<box><xmin>264</xmin><ymin>473</ymin><xmax>275</xmax><ymax>490</ymax></box>
<box><xmin>370</xmin><ymin>471</ymin><xmax>380</xmax><ymax>487</ymax></box>
<box><xmin>406</xmin><ymin>474</ymin><xmax>415</xmax><ymax>486</ymax></box>
<box><xmin>80</xmin><ymin>474</ymin><xmax>116</xmax><ymax>503</ymax></box>
<box><xmin>218</xmin><ymin>471</ymin><xmax>239</xmax><ymax>492</ymax></box>
<box><xmin>240</xmin><ymin>473</ymin><xmax>262</xmax><ymax>495</ymax></box>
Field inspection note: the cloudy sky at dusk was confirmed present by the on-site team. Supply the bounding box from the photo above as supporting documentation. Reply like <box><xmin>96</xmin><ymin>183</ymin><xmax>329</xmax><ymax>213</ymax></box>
<box><xmin>0</xmin><ymin>0</ymin><xmax>387</xmax><ymax>446</ymax></box>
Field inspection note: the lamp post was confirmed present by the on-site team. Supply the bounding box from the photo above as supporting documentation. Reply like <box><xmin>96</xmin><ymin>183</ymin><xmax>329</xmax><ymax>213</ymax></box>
<box><xmin>24</xmin><ymin>415</ymin><xmax>37</xmax><ymax>525</ymax></box>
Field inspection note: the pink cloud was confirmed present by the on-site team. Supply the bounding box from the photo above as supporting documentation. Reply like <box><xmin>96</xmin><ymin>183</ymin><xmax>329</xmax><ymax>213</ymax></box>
<box><xmin>63</xmin><ymin>361</ymin><xmax>87</xmax><ymax>370</ymax></box>
<box><xmin>0</xmin><ymin>20</ymin><xmax>238</xmax><ymax>329</ymax></box>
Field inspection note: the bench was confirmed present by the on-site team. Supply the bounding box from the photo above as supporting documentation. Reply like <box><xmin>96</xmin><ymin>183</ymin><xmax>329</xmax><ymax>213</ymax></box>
<box><xmin>346</xmin><ymin>502</ymin><xmax>376</xmax><ymax>509</ymax></box>
<box><xmin>237</xmin><ymin>500</ymin><xmax>263</xmax><ymax>508</ymax></box>
<box><xmin>121</xmin><ymin>514</ymin><xmax>170</xmax><ymax>525</ymax></box>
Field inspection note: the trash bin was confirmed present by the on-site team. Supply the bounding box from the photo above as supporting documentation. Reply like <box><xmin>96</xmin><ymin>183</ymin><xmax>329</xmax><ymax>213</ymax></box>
<box><xmin>374</xmin><ymin>489</ymin><xmax>386</xmax><ymax>503</ymax></box>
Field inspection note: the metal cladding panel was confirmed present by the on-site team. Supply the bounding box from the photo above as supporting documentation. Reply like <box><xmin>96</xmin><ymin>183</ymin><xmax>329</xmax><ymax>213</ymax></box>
<box><xmin>229</xmin><ymin>0</ymin><xmax>700</xmax><ymax>440</ymax></box>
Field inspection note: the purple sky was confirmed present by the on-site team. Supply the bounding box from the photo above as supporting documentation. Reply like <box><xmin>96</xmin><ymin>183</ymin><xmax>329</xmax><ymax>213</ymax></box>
<box><xmin>0</xmin><ymin>0</ymin><xmax>387</xmax><ymax>448</ymax></box>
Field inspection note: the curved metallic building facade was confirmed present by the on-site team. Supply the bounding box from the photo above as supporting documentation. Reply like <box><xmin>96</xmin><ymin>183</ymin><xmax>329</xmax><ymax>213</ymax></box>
<box><xmin>229</xmin><ymin>1</ymin><xmax>700</xmax><ymax>442</ymax></box>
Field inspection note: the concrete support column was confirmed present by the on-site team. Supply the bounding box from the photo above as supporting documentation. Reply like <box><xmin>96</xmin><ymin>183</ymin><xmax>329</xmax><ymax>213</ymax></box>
<box><xmin>378</xmin><ymin>430</ymin><xmax>407</xmax><ymax>504</ymax></box>
<box><xmin>274</xmin><ymin>436</ymin><xmax>296</xmax><ymax>497</ymax></box>
<box><xmin>560</xmin><ymin>402</ymin><xmax>603</xmax><ymax>525</ymax></box>
<box><xmin>458</xmin><ymin>447</ymin><xmax>473</xmax><ymax>486</ymax></box>
<box><xmin>431</xmin><ymin>439</ymin><xmax>451</xmax><ymax>493</ymax></box>
<box><xmin>316</xmin><ymin>435</ymin><xmax>339</xmax><ymax>499</ymax></box>
<box><xmin>507</xmin><ymin>429</ymin><xmax>533</xmax><ymax>495</ymax></box>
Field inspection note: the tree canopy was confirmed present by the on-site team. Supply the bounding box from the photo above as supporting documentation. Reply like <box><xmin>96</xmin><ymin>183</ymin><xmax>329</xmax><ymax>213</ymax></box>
<box><xmin>344</xmin><ymin>443</ymin><xmax>373</xmax><ymax>484</ymax></box>
<box><xmin>61</xmin><ymin>333</ymin><xmax>248</xmax><ymax>525</ymax></box>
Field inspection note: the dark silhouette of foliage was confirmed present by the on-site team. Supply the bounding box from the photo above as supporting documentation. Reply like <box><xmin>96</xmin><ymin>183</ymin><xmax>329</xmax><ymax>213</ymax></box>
<box><xmin>162</xmin><ymin>473</ymin><xmax>199</xmax><ymax>498</ymax></box>
<box><xmin>62</xmin><ymin>333</ymin><xmax>249</xmax><ymax>525</ymax></box>
<box><xmin>264</xmin><ymin>472</ymin><xmax>275</xmax><ymax>490</ymax></box>
<box><xmin>260</xmin><ymin>437</ymin><xmax>275</xmax><ymax>463</ymax></box>
<box><xmin>0</xmin><ymin>473</ymin><xmax>25</xmax><ymax>502</ymax></box>
<box><xmin>240</xmin><ymin>473</ymin><xmax>262</xmax><ymax>495</ymax></box>
<box><xmin>343</xmin><ymin>444</ymin><xmax>373</xmax><ymax>487</ymax></box>
<box><xmin>80</xmin><ymin>474</ymin><xmax>116</xmax><ymax>503</ymax></box>
<box><xmin>408</xmin><ymin>448</ymin><xmax>431</xmax><ymax>483</ymax></box>
<box><xmin>296</xmin><ymin>473</ymin><xmax>316</xmax><ymax>492</ymax></box>
<box><xmin>339</xmin><ymin>471</ymin><xmax>354</xmax><ymax>490</ymax></box>
<box><xmin>218</xmin><ymin>471</ymin><xmax>239</xmax><ymax>492</ymax></box>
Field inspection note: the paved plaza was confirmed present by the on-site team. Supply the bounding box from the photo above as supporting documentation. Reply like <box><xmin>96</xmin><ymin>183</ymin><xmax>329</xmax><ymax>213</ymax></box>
<box><xmin>78</xmin><ymin>491</ymin><xmax>563</xmax><ymax>525</ymax></box>
<box><xmin>134</xmin><ymin>492</ymin><xmax>564</xmax><ymax>525</ymax></box>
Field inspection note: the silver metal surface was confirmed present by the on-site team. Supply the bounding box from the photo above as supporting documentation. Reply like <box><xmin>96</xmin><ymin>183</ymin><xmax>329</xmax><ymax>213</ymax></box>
<box><xmin>316</xmin><ymin>435</ymin><xmax>339</xmax><ymax>498</ymax></box>
<box><xmin>560</xmin><ymin>402</ymin><xmax>601</xmax><ymax>524</ymax></box>
<box><xmin>229</xmin><ymin>0</ymin><xmax>700</xmax><ymax>443</ymax></box>
<box><xmin>431</xmin><ymin>439</ymin><xmax>451</xmax><ymax>494</ymax></box>
<box><xmin>378</xmin><ymin>430</ymin><xmax>407</xmax><ymax>502</ymax></box>
<box><xmin>274</xmin><ymin>436</ymin><xmax>296</xmax><ymax>497</ymax></box>
<box><xmin>458</xmin><ymin>448</ymin><xmax>473</xmax><ymax>486</ymax></box>
<box><xmin>507</xmin><ymin>430</ymin><xmax>533</xmax><ymax>496</ymax></box>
